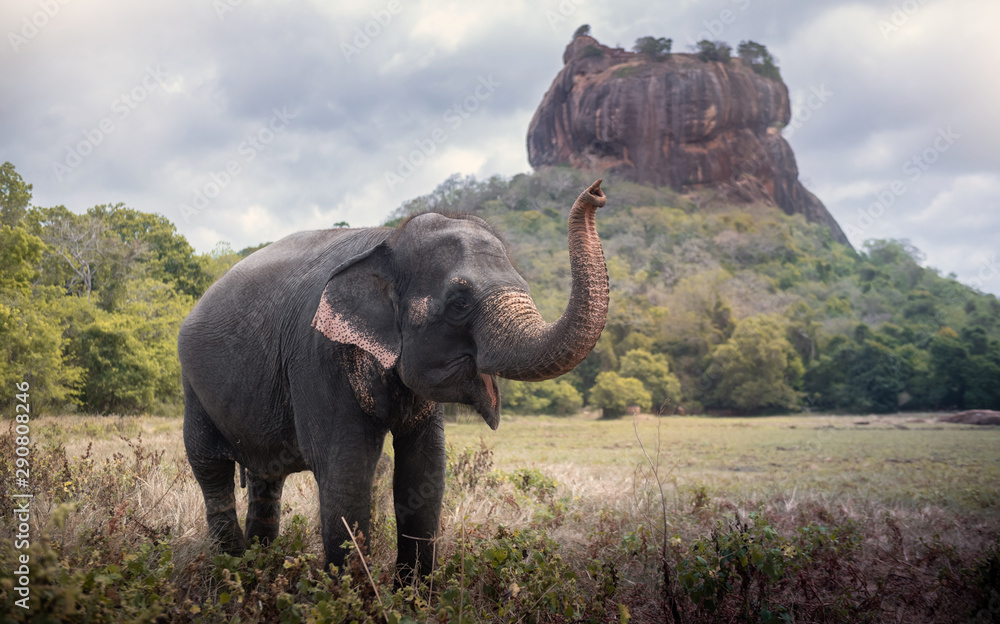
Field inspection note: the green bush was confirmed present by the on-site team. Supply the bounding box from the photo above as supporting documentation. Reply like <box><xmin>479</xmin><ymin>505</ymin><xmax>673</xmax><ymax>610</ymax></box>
<box><xmin>633</xmin><ymin>36</ymin><xmax>672</xmax><ymax>60</ymax></box>
<box><xmin>737</xmin><ymin>40</ymin><xmax>780</xmax><ymax>80</ymax></box>
<box><xmin>696</xmin><ymin>40</ymin><xmax>732</xmax><ymax>63</ymax></box>
<box><xmin>502</xmin><ymin>378</ymin><xmax>582</xmax><ymax>415</ymax></box>
<box><xmin>589</xmin><ymin>371</ymin><xmax>652</xmax><ymax>418</ymax></box>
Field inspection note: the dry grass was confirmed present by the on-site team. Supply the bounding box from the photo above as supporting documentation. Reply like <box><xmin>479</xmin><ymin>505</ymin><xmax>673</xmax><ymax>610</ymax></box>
<box><xmin>1</xmin><ymin>411</ymin><xmax>998</xmax><ymax>622</ymax></box>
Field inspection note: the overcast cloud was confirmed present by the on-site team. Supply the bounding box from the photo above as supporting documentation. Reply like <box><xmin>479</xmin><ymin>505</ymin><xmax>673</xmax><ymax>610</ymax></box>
<box><xmin>2</xmin><ymin>0</ymin><xmax>998</xmax><ymax>295</ymax></box>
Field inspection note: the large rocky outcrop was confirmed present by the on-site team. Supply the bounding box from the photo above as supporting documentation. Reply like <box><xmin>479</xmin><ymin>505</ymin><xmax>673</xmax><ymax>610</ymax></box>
<box><xmin>527</xmin><ymin>36</ymin><xmax>849</xmax><ymax>246</ymax></box>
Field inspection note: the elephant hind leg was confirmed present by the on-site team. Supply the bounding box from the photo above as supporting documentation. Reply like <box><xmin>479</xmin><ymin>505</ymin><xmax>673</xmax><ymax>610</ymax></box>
<box><xmin>246</xmin><ymin>474</ymin><xmax>285</xmax><ymax>546</ymax></box>
<box><xmin>183</xmin><ymin>386</ymin><xmax>245</xmax><ymax>555</ymax></box>
<box><xmin>190</xmin><ymin>456</ymin><xmax>245</xmax><ymax>555</ymax></box>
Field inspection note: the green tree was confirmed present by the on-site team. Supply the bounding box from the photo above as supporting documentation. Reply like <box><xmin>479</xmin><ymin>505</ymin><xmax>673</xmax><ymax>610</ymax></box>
<box><xmin>573</xmin><ymin>24</ymin><xmax>590</xmax><ymax>39</ymax></box>
<box><xmin>736</xmin><ymin>40</ymin><xmax>780</xmax><ymax>79</ymax></box>
<box><xmin>928</xmin><ymin>327</ymin><xmax>967</xmax><ymax>408</ymax></box>
<box><xmin>0</xmin><ymin>225</ymin><xmax>44</xmax><ymax>294</ymax></box>
<box><xmin>707</xmin><ymin>315</ymin><xmax>802</xmax><ymax>411</ymax></box>
<box><xmin>696</xmin><ymin>40</ymin><xmax>732</xmax><ymax>63</ymax></box>
<box><xmin>90</xmin><ymin>203</ymin><xmax>211</xmax><ymax>298</ymax></box>
<box><xmin>619</xmin><ymin>349</ymin><xmax>682</xmax><ymax>412</ymax></box>
<box><xmin>633</xmin><ymin>36</ymin><xmax>672</xmax><ymax>60</ymax></box>
<box><xmin>0</xmin><ymin>289</ymin><xmax>86</xmax><ymax>412</ymax></box>
<box><xmin>844</xmin><ymin>341</ymin><xmax>907</xmax><ymax>413</ymax></box>
<box><xmin>72</xmin><ymin>312</ymin><xmax>159</xmax><ymax>414</ymax></box>
<box><xmin>589</xmin><ymin>371</ymin><xmax>651</xmax><ymax>419</ymax></box>
<box><xmin>0</xmin><ymin>162</ymin><xmax>32</xmax><ymax>227</ymax></box>
<box><xmin>199</xmin><ymin>242</ymin><xmax>243</xmax><ymax>285</ymax></box>
<box><xmin>503</xmin><ymin>379</ymin><xmax>583</xmax><ymax>415</ymax></box>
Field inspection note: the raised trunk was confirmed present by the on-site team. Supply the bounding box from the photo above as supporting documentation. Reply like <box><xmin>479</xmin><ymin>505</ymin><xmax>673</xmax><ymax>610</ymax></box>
<box><xmin>474</xmin><ymin>180</ymin><xmax>609</xmax><ymax>381</ymax></box>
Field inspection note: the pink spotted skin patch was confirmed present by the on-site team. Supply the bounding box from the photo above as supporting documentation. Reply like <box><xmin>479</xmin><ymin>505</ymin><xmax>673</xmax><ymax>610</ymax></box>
<box><xmin>312</xmin><ymin>287</ymin><xmax>398</xmax><ymax>369</ymax></box>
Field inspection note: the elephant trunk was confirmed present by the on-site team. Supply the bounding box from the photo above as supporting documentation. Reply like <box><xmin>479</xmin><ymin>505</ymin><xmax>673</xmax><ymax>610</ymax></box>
<box><xmin>474</xmin><ymin>180</ymin><xmax>609</xmax><ymax>381</ymax></box>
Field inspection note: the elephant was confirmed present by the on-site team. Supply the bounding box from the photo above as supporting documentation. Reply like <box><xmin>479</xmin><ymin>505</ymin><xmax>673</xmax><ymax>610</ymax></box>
<box><xmin>177</xmin><ymin>180</ymin><xmax>609</xmax><ymax>580</ymax></box>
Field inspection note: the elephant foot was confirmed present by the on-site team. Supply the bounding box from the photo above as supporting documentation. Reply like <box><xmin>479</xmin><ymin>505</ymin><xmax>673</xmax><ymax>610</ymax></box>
<box><xmin>206</xmin><ymin>494</ymin><xmax>247</xmax><ymax>555</ymax></box>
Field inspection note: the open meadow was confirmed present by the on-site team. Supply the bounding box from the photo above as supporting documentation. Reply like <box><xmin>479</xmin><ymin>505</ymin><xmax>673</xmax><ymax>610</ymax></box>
<box><xmin>2</xmin><ymin>412</ymin><xmax>999</xmax><ymax>623</ymax></box>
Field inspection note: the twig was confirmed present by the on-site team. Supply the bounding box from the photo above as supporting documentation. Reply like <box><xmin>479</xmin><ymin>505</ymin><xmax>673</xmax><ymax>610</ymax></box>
<box><xmin>341</xmin><ymin>517</ymin><xmax>388</xmax><ymax>624</ymax></box>
<box><xmin>633</xmin><ymin>414</ymin><xmax>683</xmax><ymax>624</ymax></box>
<box><xmin>459</xmin><ymin>515</ymin><xmax>465</xmax><ymax>624</ymax></box>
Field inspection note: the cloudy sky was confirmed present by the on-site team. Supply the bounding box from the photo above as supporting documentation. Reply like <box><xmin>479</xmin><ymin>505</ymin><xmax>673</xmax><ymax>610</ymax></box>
<box><xmin>2</xmin><ymin>0</ymin><xmax>998</xmax><ymax>294</ymax></box>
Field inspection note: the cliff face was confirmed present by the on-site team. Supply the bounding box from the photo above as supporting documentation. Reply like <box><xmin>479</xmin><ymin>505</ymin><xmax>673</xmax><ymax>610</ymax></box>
<box><xmin>527</xmin><ymin>36</ymin><xmax>849</xmax><ymax>245</ymax></box>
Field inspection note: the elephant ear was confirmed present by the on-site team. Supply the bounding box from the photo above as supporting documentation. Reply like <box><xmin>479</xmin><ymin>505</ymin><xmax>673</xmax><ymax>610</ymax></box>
<box><xmin>311</xmin><ymin>243</ymin><xmax>400</xmax><ymax>369</ymax></box>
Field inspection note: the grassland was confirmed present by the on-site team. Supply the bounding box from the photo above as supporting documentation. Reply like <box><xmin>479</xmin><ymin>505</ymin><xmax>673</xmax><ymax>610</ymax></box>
<box><xmin>1</xmin><ymin>412</ymin><xmax>998</xmax><ymax>623</ymax></box>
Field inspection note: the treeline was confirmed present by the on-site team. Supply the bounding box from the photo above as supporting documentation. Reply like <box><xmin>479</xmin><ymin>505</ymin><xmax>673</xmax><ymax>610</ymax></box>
<box><xmin>0</xmin><ymin>162</ymin><xmax>262</xmax><ymax>415</ymax></box>
<box><xmin>4</xmin><ymin>161</ymin><xmax>999</xmax><ymax>417</ymax></box>
<box><xmin>391</xmin><ymin>168</ymin><xmax>1000</xmax><ymax>415</ymax></box>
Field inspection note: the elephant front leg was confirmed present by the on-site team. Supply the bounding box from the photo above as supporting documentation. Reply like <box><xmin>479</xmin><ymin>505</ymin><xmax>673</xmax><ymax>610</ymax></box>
<box><xmin>392</xmin><ymin>410</ymin><xmax>446</xmax><ymax>582</ymax></box>
<box><xmin>314</xmin><ymin>441</ymin><xmax>385</xmax><ymax>571</ymax></box>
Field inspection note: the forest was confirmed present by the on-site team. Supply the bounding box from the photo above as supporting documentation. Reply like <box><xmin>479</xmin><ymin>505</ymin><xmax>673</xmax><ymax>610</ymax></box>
<box><xmin>2</xmin><ymin>162</ymin><xmax>999</xmax><ymax>417</ymax></box>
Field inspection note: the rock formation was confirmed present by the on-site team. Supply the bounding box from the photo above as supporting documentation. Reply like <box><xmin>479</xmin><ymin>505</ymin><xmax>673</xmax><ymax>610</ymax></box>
<box><xmin>527</xmin><ymin>36</ymin><xmax>850</xmax><ymax>246</ymax></box>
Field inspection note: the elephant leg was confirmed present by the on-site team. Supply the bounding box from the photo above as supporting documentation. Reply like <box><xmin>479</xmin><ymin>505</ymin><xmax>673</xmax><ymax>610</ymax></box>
<box><xmin>392</xmin><ymin>409</ymin><xmax>446</xmax><ymax>582</ymax></box>
<box><xmin>183</xmin><ymin>386</ymin><xmax>246</xmax><ymax>554</ymax></box>
<box><xmin>245</xmin><ymin>473</ymin><xmax>285</xmax><ymax>546</ymax></box>
<box><xmin>312</xmin><ymin>431</ymin><xmax>386</xmax><ymax>571</ymax></box>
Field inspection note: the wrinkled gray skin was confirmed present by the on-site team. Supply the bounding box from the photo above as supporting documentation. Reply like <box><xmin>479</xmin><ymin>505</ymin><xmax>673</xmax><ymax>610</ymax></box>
<box><xmin>179</xmin><ymin>181</ymin><xmax>609</xmax><ymax>580</ymax></box>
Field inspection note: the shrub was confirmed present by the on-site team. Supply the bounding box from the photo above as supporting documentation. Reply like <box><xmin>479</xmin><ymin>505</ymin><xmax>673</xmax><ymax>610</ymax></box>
<box><xmin>737</xmin><ymin>40</ymin><xmax>780</xmax><ymax>80</ymax></box>
<box><xmin>633</xmin><ymin>36</ymin><xmax>672</xmax><ymax>60</ymax></box>
<box><xmin>503</xmin><ymin>378</ymin><xmax>582</xmax><ymax>415</ymax></box>
<box><xmin>589</xmin><ymin>371</ymin><xmax>652</xmax><ymax>418</ymax></box>
<box><xmin>696</xmin><ymin>39</ymin><xmax>732</xmax><ymax>63</ymax></box>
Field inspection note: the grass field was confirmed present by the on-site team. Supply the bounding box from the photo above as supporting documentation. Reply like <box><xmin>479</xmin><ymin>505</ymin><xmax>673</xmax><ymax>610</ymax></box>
<box><xmin>2</xmin><ymin>411</ymin><xmax>999</xmax><ymax>623</ymax></box>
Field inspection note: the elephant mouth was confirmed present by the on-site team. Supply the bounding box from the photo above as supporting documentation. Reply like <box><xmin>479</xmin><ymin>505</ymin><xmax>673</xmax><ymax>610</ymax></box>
<box><xmin>472</xmin><ymin>372</ymin><xmax>501</xmax><ymax>430</ymax></box>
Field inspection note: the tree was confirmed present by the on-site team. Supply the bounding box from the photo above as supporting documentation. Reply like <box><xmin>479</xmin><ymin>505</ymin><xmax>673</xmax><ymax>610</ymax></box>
<box><xmin>589</xmin><ymin>371</ymin><xmax>652</xmax><ymax>419</ymax></box>
<box><xmin>0</xmin><ymin>292</ymin><xmax>84</xmax><ymax>412</ymax></box>
<box><xmin>844</xmin><ymin>341</ymin><xmax>907</xmax><ymax>413</ymax></box>
<box><xmin>0</xmin><ymin>162</ymin><xmax>32</xmax><ymax>227</ymax></box>
<box><xmin>90</xmin><ymin>203</ymin><xmax>211</xmax><ymax>298</ymax></box>
<box><xmin>619</xmin><ymin>349</ymin><xmax>682</xmax><ymax>412</ymax></box>
<box><xmin>199</xmin><ymin>242</ymin><xmax>243</xmax><ymax>285</ymax></box>
<box><xmin>928</xmin><ymin>327</ymin><xmax>968</xmax><ymax>408</ymax></box>
<box><xmin>633</xmin><ymin>36</ymin><xmax>672</xmax><ymax>60</ymax></box>
<box><xmin>737</xmin><ymin>40</ymin><xmax>780</xmax><ymax>79</ymax></box>
<box><xmin>696</xmin><ymin>40</ymin><xmax>731</xmax><ymax>63</ymax></box>
<box><xmin>573</xmin><ymin>24</ymin><xmax>590</xmax><ymax>39</ymax></box>
<box><xmin>72</xmin><ymin>312</ymin><xmax>160</xmax><ymax>414</ymax></box>
<box><xmin>707</xmin><ymin>315</ymin><xmax>802</xmax><ymax>411</ymax></box>
<box><xmin>0</xmin><ymin>225</ymin><xmax>44</xmax><ymax>295</ymax></box>
<box><xmin>30</xmin><ymin>206</ymin><xmax>130</xmax><ymax>302</ymax></box>
<box><xmin>503</xmin><ymin>378</ymin><xmax>583</xmax><ymax>415</ymax></box>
